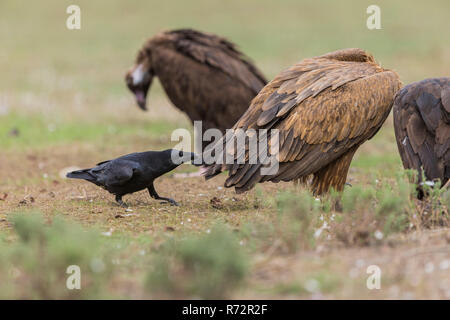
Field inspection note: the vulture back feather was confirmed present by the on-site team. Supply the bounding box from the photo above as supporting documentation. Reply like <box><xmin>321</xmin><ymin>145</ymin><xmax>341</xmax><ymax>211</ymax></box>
<box><xmin>204</xmin><ymin>48</ymin><xmax>402</xmax><ymax>195</ymax></box>
<box><xmin>125</xmin><ymin>29</ymin><xmax>267</xmax><ymax>148</ymax></box>
<box><xmin>393</xmin><ymin>77</ymin><xmax>450</xmax><ymax>196</ymax></box>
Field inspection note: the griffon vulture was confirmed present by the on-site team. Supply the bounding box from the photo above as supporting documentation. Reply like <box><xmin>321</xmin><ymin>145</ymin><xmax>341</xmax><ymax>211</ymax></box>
<box><xmin>204</xmin><ymin>48</ymin><xmax>402</xmax><ymax>195</ymax></box>
<box><xmin>393</xmin><ymin>77</ymin><xmax>450</xmax><ymax>196</ymax></box>
<box><xmin>125</xmin><ymin>29</ymin><xmax>267</xmax><ymax>149</ymax></box>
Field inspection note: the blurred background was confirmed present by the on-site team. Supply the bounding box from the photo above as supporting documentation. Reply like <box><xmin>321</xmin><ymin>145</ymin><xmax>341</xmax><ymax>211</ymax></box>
<box><xmin>0</xmin><ymin>0</ymin><xmax>449</xmax><ymax>150</ymax></box>
<box><xmin>0</xmin><ymin>0</ymin><xmax>449</xmax><ymax>299</ymax></box>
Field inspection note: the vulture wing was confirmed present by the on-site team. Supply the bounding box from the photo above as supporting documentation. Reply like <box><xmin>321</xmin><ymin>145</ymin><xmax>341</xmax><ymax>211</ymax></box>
<box><xmin>205</xmin><ymin>48</ymin><xmax>401</xmax><ymax>193</ymax></box>
<box><xmin>167</xmin><ymin>29</ymin><xmax>267</xmax><ymax>94</ymax></box>
<box><xmin>393</xmin><ymin>77</ymin><xmax>450</xmax><ymax>185</ymax></box>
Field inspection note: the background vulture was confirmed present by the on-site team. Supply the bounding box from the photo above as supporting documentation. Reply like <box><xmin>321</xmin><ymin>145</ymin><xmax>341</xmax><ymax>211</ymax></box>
<box><xmin>393</xmin><ymin>78</ymin><xmax>450</xmax><ymax>196</ymax></box>
<box><xmin>125</xmin><ymin>29</ymin><xmax>267</xmax><ymax>149</ymax></box>
<box><xmin>204</xmin><ymin>48</ymin><xmax>402</xmax><ymax>195</ymax></box>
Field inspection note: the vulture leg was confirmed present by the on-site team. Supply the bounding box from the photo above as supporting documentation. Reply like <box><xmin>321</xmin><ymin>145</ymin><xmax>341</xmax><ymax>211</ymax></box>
<box><xmin>311</xmin><ymin>146</ymin><xmax>358</xmax><ymax>195</ymax></box>
<box><xmin>293</xmin><ymin>175</ymin><xmax>311</xmax><ymax>187</ymax></box>
<box><xmin>443</xmin><ymin>179</ymin><xmax>450</xmax><ymax>189</ymax></box>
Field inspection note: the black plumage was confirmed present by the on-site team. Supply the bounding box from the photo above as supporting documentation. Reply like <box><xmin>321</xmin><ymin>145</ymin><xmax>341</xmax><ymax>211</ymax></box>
<box><xmin>393</xmin><ymin>77</ymin><xmax>450</xmax><ymax>197</ymax></box>
<box><xmin>66</xmin><ymin>149</ymin><xmax>197</xmax><ymax>207</ymax></box>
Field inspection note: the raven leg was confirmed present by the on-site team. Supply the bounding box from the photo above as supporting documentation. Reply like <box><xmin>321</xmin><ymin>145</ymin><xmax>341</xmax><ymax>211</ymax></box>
<box><xmin>115</xmin><ymin>195</ymin><xmax>128</xmax><ymax>208</ymax></box>
<box><xmin>148</xmin><ymin>183</ymin><xmax>179</xmax><ymax>206</ymax></box>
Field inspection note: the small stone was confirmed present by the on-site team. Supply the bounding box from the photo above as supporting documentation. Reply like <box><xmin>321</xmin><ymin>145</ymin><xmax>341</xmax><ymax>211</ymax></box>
<box><xmin>374</xmin><ymin>230</ymin><xmax>384</xmax><ymax>240</ymax></box>
<box><xmin>425</xmin><ymin>262</ymin><xmax>434</xmax><ymax>274</ymax></box>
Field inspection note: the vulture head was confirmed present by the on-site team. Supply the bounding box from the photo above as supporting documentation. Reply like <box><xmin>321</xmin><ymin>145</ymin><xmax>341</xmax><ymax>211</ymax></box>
<box><xmin>125</xmin><ymin>48</ymin><xmax>154</xmax><ymax>111</ymax></box>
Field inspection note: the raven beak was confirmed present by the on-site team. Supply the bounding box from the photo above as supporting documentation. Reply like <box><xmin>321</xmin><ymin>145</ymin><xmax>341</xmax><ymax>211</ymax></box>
<box><xmin>171</xmin><ymin>151</ymin><xmax>203</xmax><ymax>166</ymax></box>
<box><xmin>135</xmin><ymin>90</ymin><xmax>147</xmax><ymax>111</ymax></box>
<box><xmin>185</xmin><ymin>152</ymin><xmax>203</xmax><ymax>166</ymax></box>
<box><xmin>191</xmin><ymin>153</ymin><xmax>204</xmax><ymax>166</ymax></box>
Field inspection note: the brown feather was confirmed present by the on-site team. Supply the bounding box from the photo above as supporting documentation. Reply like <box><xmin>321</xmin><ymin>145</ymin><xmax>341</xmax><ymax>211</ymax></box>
<box><xmin>205</xmin><ymin>48</ymin><xmax>402</xmax><ymax>195</ymax></box>
<box><xmin>126</xmin><ymin>29</ymin><xmax>267</xmax><ymax>149</ymax></box>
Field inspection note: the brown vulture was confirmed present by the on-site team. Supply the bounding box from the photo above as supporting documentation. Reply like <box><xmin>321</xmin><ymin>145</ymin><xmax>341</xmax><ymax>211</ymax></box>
<box><xmin>204</xmin><ymin>48</ymin><xmax>402</xmax><ymax>195</ymax></box>
<box><xmin>125</xmin><ymin>29</ymin><xmax>267</xmax><ymax>149</ymax></box>
<box><xmin>393</xmin><ymin>77</ymin><xmax>450</xmax><ymax>196</ymax></box>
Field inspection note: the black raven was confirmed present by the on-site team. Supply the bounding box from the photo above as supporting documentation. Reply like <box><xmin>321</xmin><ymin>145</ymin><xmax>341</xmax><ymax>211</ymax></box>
<box><xmin>66</xmin><ymin>149</ymin><xmax>198</xmax><ymax>207</ymax></box>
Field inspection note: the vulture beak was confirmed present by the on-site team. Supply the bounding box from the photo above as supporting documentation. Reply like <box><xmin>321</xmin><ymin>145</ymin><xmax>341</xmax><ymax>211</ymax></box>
<box><xmin>134</xmin><ymin>90</ymin><xmax>148</xmax><ymax>111</ymax></box>
<box><xmin>126</xmin><ymin>64</ymin><xmax>152</xmax><ymax>112</ymax></box>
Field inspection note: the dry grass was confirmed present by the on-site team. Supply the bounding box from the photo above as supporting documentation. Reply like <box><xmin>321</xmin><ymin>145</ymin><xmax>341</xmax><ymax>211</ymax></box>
<box><xmin>1</xmin><ymin>132</ymin><xmax>449</xmax><ymax>299</ymax></box>
<box><xmin>0</xmin><ymin>0</ymin><xmax>449</xmax><ymax>299</ymax></box>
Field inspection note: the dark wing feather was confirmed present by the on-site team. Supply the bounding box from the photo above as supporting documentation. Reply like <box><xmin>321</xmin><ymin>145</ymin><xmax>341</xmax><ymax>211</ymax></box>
<box><xmin>393</xmin><ymin>77</ymin><xmax>450</xmax><ymax>184</ymax></box>
<box><xmin>96</xmin><ymin>160</ymin><xmax>111</xmax><ymax>166</ymax></box>
<box><xmin>167</xmin><ymin>29</ymin><xmax>267</xmax><ymax>94</ymax></box>
<box><xmin>139</xmin><ymin>29</ymin><xmax>267</xmax><ymax>142</ymax></box>
<box><xmin>94</xmin><ymin>159</ymin><xmax>139</xmax><ymax>187</ymax></box>
<box><xmin>205</xmin><ymin>48</ymin><xmax>401</xmax><ymax>193</ymax></box>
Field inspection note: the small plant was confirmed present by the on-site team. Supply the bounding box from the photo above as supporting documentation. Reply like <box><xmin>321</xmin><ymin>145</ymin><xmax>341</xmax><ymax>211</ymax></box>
<box><xmin>330</xmin><ymin>184</ymin><xmax>378</xmax><ymax>246</ymax></box>
<box><xmin>274</xmin><ymin>189</ymin><xmax>320</xmax><ymax>252</ymax></box>
<box><xmin>241</xmin><ymin>188</ymin><xmax>320</xmax><ymax>254</ymax></box>
<box><xmin>375</xmin><ymin>173</ymin><xmax>411</xmax><ymax>235</ymax></box>
<box><xmin>329</xmin><ymin>172</ymin><xmax>413</xmax><ymax>246</ymax></box>
<box><xmin>0</xmin><ymin>212</ymin><xmax>113</xmax><ymax>299</ymax></box>
<box><xmin>146</xmin><ymin>225</ymin><xmax>249</xmax><ymax>299</ymax></box>
<box><xmin>415</xmin><ymin>181</ymin><xmax>450</xmax><ymax>228</ymax></box>
<box><xmin>442</xmin><ymin>189</ymin><xmax>450</xmax><ymax>209</ymax></box>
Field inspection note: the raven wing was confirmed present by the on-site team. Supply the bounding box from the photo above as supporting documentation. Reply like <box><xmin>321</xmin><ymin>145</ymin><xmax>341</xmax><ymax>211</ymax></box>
<box><xmin>93</xmin><ymin>159</ymin><xmax>140</xmax><ymax>187</ymax></box>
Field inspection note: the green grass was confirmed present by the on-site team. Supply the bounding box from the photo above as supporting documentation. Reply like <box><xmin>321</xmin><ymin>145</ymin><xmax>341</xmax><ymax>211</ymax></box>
<box><xmin>1</xmin><ymin>0</ymin><xmax>449</xmax><ymax>97</ymax></box>
<box><xmin>0</xmin><ymin>113</ymin><xmax>181</xmax><ymax>149</ymax></box>
<box><xmin>0</xmin><ymin>172</ymin><xmax>448</xmax><ymax>298</ymax></box>
<box><xmin>0</xmin><ymin>0</ymin><xmax>449</xmax><ymax>299</ymax></box>
<box><xmin>146</xmin><ymin>224</ymin><xmax>249</xmax><ymax>299</ymax></box>
<box><xmin>0</xmin><ymin>212</ymin><xmax>115</xmax><ymax>299</ymax></box>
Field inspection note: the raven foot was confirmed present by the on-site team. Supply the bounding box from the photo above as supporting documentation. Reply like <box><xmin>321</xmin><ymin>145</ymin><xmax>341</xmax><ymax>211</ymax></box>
<box><xmin>157</xmin><ymin>197</ymin><xmax>179</xmax><ymax>206</ymax></box>
<box><xmin>148</xmin><ymin>185</ymin><xmax>179</xmax><ymax>207</ymax></box>
<box><xmin>115</xmin><ymin>195</ymin><xmax>128</xmax><ymax>208</ymax></box>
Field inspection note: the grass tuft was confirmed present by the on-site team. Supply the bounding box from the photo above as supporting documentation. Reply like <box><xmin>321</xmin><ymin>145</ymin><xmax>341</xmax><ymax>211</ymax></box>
<box><xmin>146</xmin><ymin>224</ymin><xmax>249</xmax><ymax>299</ymax></box>
<box><xmin>0</xmin><ymin>211</ymin><xmax>114</xmax><ymax>299</ymax></box>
